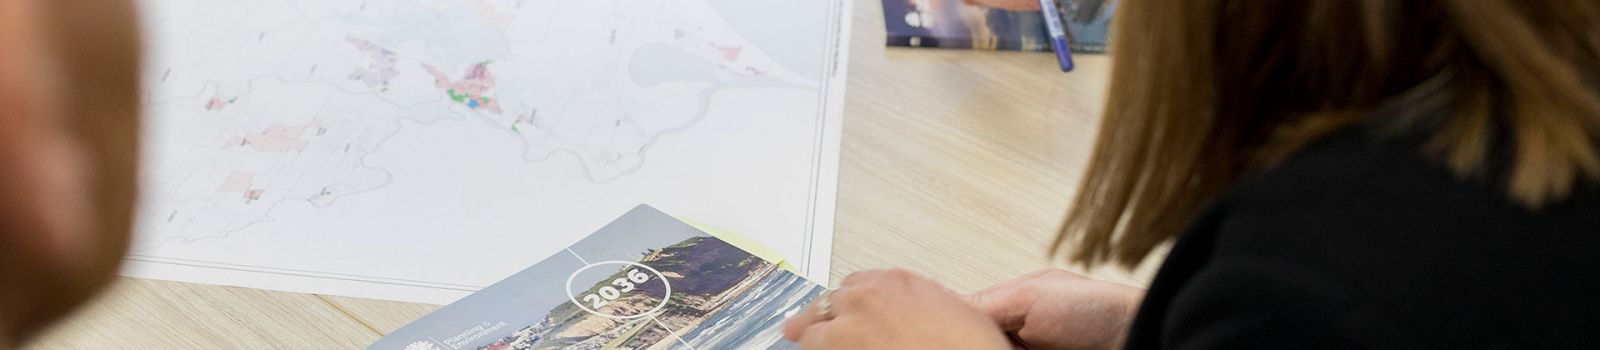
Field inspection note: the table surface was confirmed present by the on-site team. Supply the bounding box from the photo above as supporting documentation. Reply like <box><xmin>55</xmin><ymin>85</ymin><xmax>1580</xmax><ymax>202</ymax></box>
<box><xmin>27</xmin><ymin>1</ymin><xmax>1159</xmax><ymax>348</ymax></box>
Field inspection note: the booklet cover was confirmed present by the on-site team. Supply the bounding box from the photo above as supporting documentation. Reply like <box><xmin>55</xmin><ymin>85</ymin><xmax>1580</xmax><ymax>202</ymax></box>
<box><xmin>883</xmin><ymin>0</ymin><xmax>1114</xmax><ymax>53</ymax></box>
<box><xmin>371</xmin><ymin>205</ymin><xmax>824</xmax><ymax>350</ymax></box>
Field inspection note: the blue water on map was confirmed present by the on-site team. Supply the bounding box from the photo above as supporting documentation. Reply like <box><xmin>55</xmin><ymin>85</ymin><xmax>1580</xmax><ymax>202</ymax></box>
<box><xmin>629</xmin><ymin>43</ymin><xmax>721</xmax><ymax>87</ymax></box>
<box><xmin>703</xmin><ymin>0</ymin><xmax>830</xmax><ymax>82</ymax></box>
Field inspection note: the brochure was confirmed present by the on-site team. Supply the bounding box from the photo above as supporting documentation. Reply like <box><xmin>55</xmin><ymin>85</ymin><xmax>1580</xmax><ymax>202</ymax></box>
<box><xmin>883</xmin><ymin>0</ymin><xmax>1114</xmax><ymax>53</ymax></box>
<box><xmin>371</xmin><ymin>205</ymin><xmax>824</xmax><ymax>350</ymax></box>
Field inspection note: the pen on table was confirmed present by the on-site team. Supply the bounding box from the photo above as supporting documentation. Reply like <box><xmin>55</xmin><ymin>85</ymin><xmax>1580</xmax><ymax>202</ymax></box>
<box><xmin>1036</xmin><ymin>0</ymin><xmax>1075</xmax><ymax>72</ymax></box>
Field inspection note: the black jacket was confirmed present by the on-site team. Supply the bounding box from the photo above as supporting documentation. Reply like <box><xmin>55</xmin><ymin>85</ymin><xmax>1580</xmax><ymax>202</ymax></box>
<box><xmin>1123</xmin><ymin>127</ymin><xmax>1600</xmax><ymax>349</ymax></box>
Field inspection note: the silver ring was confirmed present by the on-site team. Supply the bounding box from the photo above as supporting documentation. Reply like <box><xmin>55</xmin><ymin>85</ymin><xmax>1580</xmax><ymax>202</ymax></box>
<box><xmin>816</xmin><ymin>289</ymin><xmax>836</xmax><ymax>320</ymax></box>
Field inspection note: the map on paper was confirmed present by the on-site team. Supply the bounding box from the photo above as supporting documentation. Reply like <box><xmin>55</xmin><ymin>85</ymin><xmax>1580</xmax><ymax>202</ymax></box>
<box><xmin>127</xmin><ymin>0</ymin><xmax>851</xmax><ymax>304</ymax></box>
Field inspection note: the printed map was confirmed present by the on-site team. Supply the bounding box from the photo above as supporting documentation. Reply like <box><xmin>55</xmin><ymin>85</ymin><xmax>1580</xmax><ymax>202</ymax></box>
<box><xmin>129</xmin><ymin>0</ymin><xmax>849</xmax><ymax>303</ymax></box>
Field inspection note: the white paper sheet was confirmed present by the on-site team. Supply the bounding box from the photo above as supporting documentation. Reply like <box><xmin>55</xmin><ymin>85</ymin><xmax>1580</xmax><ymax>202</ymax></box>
<box><xmin>126</xmin><ymin>0</ymin><xmax>850</xmax><ymax>305</ymax></box>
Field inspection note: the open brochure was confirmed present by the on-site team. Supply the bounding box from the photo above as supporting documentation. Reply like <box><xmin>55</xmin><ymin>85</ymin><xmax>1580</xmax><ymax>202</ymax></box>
<box><xmin>371</xmin><ymin>205</ymin><xmax>825</xmax><ymax>350</ymax></box>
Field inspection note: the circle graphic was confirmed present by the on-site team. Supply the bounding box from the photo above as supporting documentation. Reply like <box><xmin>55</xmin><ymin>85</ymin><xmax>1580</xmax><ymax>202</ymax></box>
<box><xmin>564</xmin><ymin>261</ymin><xmax>672</xmax><ymax>319</ymax></box>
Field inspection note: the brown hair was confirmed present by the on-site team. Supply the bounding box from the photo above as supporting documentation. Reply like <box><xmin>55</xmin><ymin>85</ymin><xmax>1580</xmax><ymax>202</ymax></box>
<box><xmin>1058</xmin><ymin>0</ymin><xmax>1600</xmax><ymax>268</ymax></box>
<box><xmin>0</xmin><ymin>0</ymin><xmax>141</xmax><ymax>342</ymax></box>
<box><xmin>44</xmin><ymin>0</ymin><xmax>143</xmax><ymax>308</ymax></box>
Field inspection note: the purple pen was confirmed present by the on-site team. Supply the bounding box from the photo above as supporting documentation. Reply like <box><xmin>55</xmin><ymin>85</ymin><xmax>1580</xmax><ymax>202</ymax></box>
<box><xmin>1037</xmin><ymin>0</ymin><xmax>1075</xmax><ymax>72</ymax></box>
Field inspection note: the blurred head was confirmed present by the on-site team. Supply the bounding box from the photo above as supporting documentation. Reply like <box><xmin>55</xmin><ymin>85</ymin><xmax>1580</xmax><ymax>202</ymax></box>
<box><xmin>1060</xmin><ymin>0</ymin><xmax>1600</xmax><ymax>267</ymax></box>
<box><xmin>0</xmin><ymin>0</ymin><xmax>141</xmax><ymax>346</ymax></box>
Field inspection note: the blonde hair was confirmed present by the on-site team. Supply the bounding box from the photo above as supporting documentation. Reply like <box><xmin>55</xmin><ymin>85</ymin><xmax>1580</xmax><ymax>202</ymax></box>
<box><xmin>1059</xmin><ymin>0</ymin><xmax>1600</xmax><ymax>268</ymax></box>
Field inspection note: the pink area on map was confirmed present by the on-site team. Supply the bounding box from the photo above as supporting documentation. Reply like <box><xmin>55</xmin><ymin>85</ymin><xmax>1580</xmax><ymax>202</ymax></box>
<box><xmin>264</xmin><ymin>119</ymin><xmax>322</xmax><ymax>138</ymax></box>
<box><xmin>206</xmin><ymin>97</ymin><xmax>229</xmax><ymax>111</ymax></box>
<box><xmin>233</xmin><ymin>119</ymin><xmax>323</xmax><ymax>153</ymax></box>
<box><xmin>217</xmin><ymin>172</ymin><xmax>256</xmax><ymax>193</ymax></box>
<box><xmin>237</xmin><ymin>134</ymin><xmax>308</xmax><ymax>153</ymax></box>
<box><xmin>245</xmin><ymin>189</ymin><xmax>265</xmax><ymax>202</ymax></box>
<box><xmin>423</xmin><ymin>63</ymin><xmax>504</xmax><ymax>114</ymax></box>
<box><xmin>718</xmin><ymin>46</ymin><xmax>743</xmax><ymax>61</ymax></box>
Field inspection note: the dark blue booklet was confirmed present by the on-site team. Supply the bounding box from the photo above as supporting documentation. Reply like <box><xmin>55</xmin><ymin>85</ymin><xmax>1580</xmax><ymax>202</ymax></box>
<box><xmin>371</xmin><ymin>205</ymin><xmax>824</xmax><ymax>350</ymax></box>
<box><xmin>884</xmin><ymin>0</ymin><xmax>1114</xmax><ymax>53</ymax></box>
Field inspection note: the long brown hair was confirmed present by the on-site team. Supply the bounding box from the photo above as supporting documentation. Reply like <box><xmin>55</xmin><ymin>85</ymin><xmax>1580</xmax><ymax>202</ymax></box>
<box><xmin>1058</xmin><ymin>0</ymin><xmax>1600</xmax><ymax>268</ymax></box>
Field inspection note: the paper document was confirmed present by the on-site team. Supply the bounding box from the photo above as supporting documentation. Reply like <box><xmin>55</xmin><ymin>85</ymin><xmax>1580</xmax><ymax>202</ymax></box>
<box><xmin>370</xmin><ymin>205</ymin><xmax>824</xmax><ymax>350</ymax></box>
<box><xmin>128</xmin><ymin>0</ymin><xmax>851</xmax><ymax>304</ymax></box>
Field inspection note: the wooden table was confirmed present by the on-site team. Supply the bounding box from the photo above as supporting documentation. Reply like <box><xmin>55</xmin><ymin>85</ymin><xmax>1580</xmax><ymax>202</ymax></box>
<box><xmin>28</xmin><ymin>1</ymin><xmax>1156</xmax><ymax>348</ymax></box>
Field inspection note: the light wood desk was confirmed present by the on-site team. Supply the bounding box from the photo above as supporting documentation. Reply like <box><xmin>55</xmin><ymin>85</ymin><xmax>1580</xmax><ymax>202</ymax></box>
<box><xmin>28</xmin><ymin>1</ymin><xmax>1155</xmax><ymax>348</ymax></box>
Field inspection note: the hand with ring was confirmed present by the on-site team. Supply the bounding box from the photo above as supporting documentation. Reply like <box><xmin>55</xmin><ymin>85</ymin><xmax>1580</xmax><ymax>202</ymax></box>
<box><xmin>782</xmin><ymin>269</ymin><xmax>1013</xmax><ymax>349</ymax></box>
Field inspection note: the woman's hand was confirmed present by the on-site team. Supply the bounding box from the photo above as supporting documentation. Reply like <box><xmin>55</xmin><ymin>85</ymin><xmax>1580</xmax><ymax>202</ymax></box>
<box><xmin>782</xmin><ymin>269</ymin><xmax>1014</xmax><ymax>350</ymax></box>
<box><xmin>967</xmin><ymin>269</ymin><xmax>1146</xmax><ymax>350</ymax></box>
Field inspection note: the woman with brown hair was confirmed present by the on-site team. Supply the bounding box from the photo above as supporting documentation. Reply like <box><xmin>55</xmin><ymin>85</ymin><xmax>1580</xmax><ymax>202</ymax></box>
<box><xmin>0</xmin><ymin>0</ymin><xmax>142</xmax><ymax>348</ymax></box>
<box><xmin>784</xmin><ymin>0</ymin><xmax>1599</xmax><ymax>348</ymax></box>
